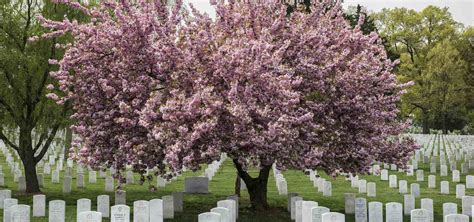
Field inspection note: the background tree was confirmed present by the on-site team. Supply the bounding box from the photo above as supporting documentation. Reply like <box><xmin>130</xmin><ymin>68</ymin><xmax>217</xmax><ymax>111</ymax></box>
<box><xmin>456</xmin><ymin>28</ymin><xmax>474</xmax><ymax>134</ymax></box>
<box><xmin>425</xmin><ymin>40</ymin><xmax>467</xmax><ymax>134</ymax></box>
<box><xmin>43</xmin><ymin>0</ymin><xmax>416</xmax><ymax>210</ymax></box>
<box><xmin>0</xmin><ymin>0</ymin><xmax>84</xmax><ymax>193</ymax></box>
<box><xmin>373</xmin><ymin>6</ymin><xmax>471</xmax><ymax>133</ymax></box>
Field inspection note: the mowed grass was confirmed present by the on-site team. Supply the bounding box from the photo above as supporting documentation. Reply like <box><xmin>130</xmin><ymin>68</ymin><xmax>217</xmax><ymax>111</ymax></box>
<box><xmin>0</xmin><ymin>136</ymin><xmax>472</xmax><ymax>221</ymax></box>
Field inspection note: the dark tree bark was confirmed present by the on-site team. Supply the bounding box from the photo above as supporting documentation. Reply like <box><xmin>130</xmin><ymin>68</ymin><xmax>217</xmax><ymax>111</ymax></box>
<box><xmin>233</xmin><ymin>159</ymin><xmax>272</xmax><ymax>211</ymax></box>
<box><xmin>22</xmin><ymin>154</ymin><xmax>41</xmax><ymax>193</ymax></box>
<box><xmin>64</xmin><ymin>128</ymin><xmax>72</xmax><ymax>160</ymax></box>
<box><xmin>422</xmin><ymin>109</ymin><xmax>430</xmax><ymax>134</ymax></box>
<box><xmin>18</xmin><ymin>126</ymin><xmax>41</xmax><ymax>193</ymax></box>
<box><xmin>234</xmin><ymin>174</ymin><xmax>241</xmax><ymax>197</ymax></box>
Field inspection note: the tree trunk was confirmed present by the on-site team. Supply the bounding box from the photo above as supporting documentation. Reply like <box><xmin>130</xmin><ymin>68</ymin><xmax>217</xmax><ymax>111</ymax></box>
<box><xmin>233</xmin><ymin>159</ymin><xmax>272</xmax><ymax>211</ymax></box>
<box><xmin>442</xmin><ymin>113</ymin><xmax>447</xmax><ymax>134</ymax></box>
<box><xmin>64</xmin><ymin>128</ymin><xmax>72</xmax><ymax>160</ymax></box>
<box><xmin>234</xmin><ymin>174</ymin><xmax>241</xmax><ymax>197</ymax></box>
<box><xmin>22</xmin><ymin>155</ymin><xmax>41</xmax><ymax>193</ymax></box>
<box><xmin>18</xmin><ymin>127</ymin><xmax>41</xmax><ymax>193</ymax></box>
<box><xmin>421</xmin><ymin>109</ymin><xmax>430</xmax><ymax>134</ymax></box>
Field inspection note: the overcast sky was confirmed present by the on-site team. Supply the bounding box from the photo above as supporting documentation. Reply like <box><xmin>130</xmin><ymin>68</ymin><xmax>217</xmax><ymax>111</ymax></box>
<box><xmin>186</xmin><ymin>0</ymin><xmax>474</xmax><ymax>27</ymax></box>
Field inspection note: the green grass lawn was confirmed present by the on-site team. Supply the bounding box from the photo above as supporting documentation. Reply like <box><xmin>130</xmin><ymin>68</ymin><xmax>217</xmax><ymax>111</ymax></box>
<box><xmin>0</xmin><ymin>134</ymin><xmax>472</xmax><ymax>221</ymax></box>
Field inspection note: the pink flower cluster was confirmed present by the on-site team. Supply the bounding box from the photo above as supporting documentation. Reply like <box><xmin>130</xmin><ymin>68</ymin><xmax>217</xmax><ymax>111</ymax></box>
<box><xmin>41</xmin><ymin>0</ymin><xmax>417</xmax><ymax>180</ymax></box>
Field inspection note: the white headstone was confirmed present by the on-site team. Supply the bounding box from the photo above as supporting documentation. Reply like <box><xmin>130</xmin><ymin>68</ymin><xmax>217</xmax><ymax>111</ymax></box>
<box><xmin>77</xmin><ymin>211</ymin><xmax>102</xmax><ymax>222</ymax></box>
<box><xmin>126</xmin><ymin>171</ymin><xmax>134</xmax><ymax>184</ymax></box>
<box><xmin>441</xmin><ymin>181</ymin><xmax>450</xmax><ymax>194</ymax></box>
<box><xmin>156</xmin><ymin>176</ymin><xmax>166</xmax><ymax>188</ymax></box>
<box><xmin>399</xmin><ymin>180</ymin><xmax>408</xmax><ymax>194</ymax></box>
<box><xmin>416</xmin><ymin>170</ymin><xmax>424</xmax><ymax>181</ymax></box>
<box><xmin>355</xmin><ymin>198</ymin><xmax>367</xmax><ymax>222</ymax></box>
<box><xmin>321</xmin><ymin>212</ymin><xmax>345</xmax><ymax>222</ymax></box>
<box><xmin>381</xmin><ymin>170</ymin><xmax>388</xmax><ymax>181</ymax></box>
<box><xmin>404</xmin><ymin>195</ymin><xmax>415</xmax><ymax>216</ymax></box>
<box><xmin>77</xmin><ymin>174</ymin><xmax>85</xmax><ymax>188</ymax></box>
<box><xmin>452</xmin><ymin>170</ymin><xmax>460</xmax><ymax>182</ymax></box>
<box><xmin>163</xmin><ymin>195</ymin><xmax>174</xmax><ymax>219</ymax></box>
<box><xmin>89</xmin><ymin>171</ymin><xmax>97</xmax><ymax>184</ymax></box>
<box><xmin>110</xmin><ymin>205</ymin><xmax>130</xmax><ymax>222</ymax></box>
<box><xmin>62</xmin><ymin>176</ymin><xmax>71</xmax><ymax>193</ymax></box>
<box><xmin>3</xmin><ymin>198</ymin><xmax>18</xmax><ymax>222</ymax></box>
<box><xmin>411</xmin><ymin>183</ymin><xmax>420</xmax><ymax>197</ymax></box>
<box><xmin>10</xmin><ymin>204</ymin><xmax>30</xmax><ymax>222</ymax></box>
<box><xmin>291</xmin><ymin>196</ymin><xmax>303</xmax><ymax>220</ymax></box>
<box><xmin>52</xmin><ymin>170</ymin><xmax>59</xmax><ymax>183</ymax></box>
<box><xmin>323</xmin><ymin>181</ymin><xmax>332</xmax><ymax>197</ymax></box>
<box><xmin>442</xmin><ymin>203</ymin><xmax>457</xmax><ymax>219</ymax></box>
<box><xmin>133</xmin><ymin>200</ymin><xmax>149</xmax><ymax>222</ymax></box>
<box><xmin>410</xmin><ymin>209</ymin><xmax>430</xmax><ymax>222</ymax></box>
<box><xmin>420</xmin><ymin>198</ymin><xmax>433</xmax><ymax>222</ymax></box>
<box><xmin>295</xmin><ymin>199</ymin><xmax>303</xmax><ymax>222</ymax></box>
<box><xmin>345</xmin><ymin>193</ymin><xmax>355</xmax><ymax>214</ymax></box>
<box><xmin>77</xmin><ymin>199</ymin><xmax>91</xmax><ymax>217</ymax></box>
<box><xmin>367</xmin><ymin>182</ymin><xmax>376</xmax><ymax>197</ymax></box>
<box><xmin>149</xmin><ymin>199</ymin><xmax>163</xmax><ymax>222</ymax></box>
<box><xmin>217</xmin><ymin>199</ymin><xmax>236</xmax><ymax>222</ymax></box>
<box><xmin>105</xmin><ymin>177</ymin><xmax>114</xmax><ymax>192</ymax></box>
<box><xmin>461</xmin><ymin>196</ymin><xmax>473</xmax><ymax>216</ymax></box>
<box><xmin>389</xmin><ymin>175</ymin><xmax>397</xmax><ymax>188</ymax></box>
<box><xmin>456</xmin><ymin>184</ymin><xmax>465</xmax><ymax>199</ymax></box>
<box><xmin>0</xmin><ymin>190</ymin><xmax>12</xmax><ymax>209</ymax></box>
<box><xmin>385</xmin><ymin>202</ymin><xmax>402</xmax><ymax>222</ymax></box>
<box><xmin>441</xmin><ymin>165</ymin><xmax>448</xmax><ymax>176</ymax></box>
<box><xmin>426</xmin><ymin>175</ymin><xmax>435</xmax><ymax>188</ymax></box>
<box><xmin>466</xmin><ymin>176</ymin><xmax>474</xmax><ymax>189</ymax></box>
<box><xmin>311</xmin><ymin>206</ymin><xmax>329</xmax><ymax>222</ymax></box>
<box><xmin>301</xmin><ymin>201</ymin><xmax>318</xmax><ymax>222</ymax></box>
<box><xmin>97</xmin><ymin>195</ymin><xmax>110</xmax><ymax>218</ymax></box>
<box><xmin>368</xmin><ymin>201</ymin><xmax>382</xmax><ymax>222</ymax></box>
<box><xmin>33</xmin><ymin>194</ymin><xmax>46</xmax><ymax>217</ymax></box>
<box><xmin>198</xmin><ymin>212</ymin><xmax>220</xmax><ymax>222</ymax></box>
<box><xmin>49</xmin><ymin>200</ymin><xmax>66</xmax><ymax>222</ymax></box>
<box><xmin>18</xmin><ymin>177</ymin><xmax>26</xmax><ymax>192</ymax></box>
<box><xmin>358</xmin><ymin>180</ymin><xmax>367</xmax><ymax>194</ymax></box>
<box><xmin>115</xmin><ymin>191</ymin><xmax>126</xmax><ymax>205</ymax></box>
<box><xmin>445</xmin><ymin>214</ymin><xmax>469</xmax><ymax>222</ymax></box>
<box><xmin>211</xmin><ymin>207</ymin><xmax>230</xmax><ymax>222</ymax></box>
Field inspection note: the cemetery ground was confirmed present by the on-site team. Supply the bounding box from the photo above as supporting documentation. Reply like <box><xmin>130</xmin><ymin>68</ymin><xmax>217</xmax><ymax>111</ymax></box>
<box><xmin>0</xmin><ymin>135</ymin><xmax>472</xmax><ymax>221</ymax></box>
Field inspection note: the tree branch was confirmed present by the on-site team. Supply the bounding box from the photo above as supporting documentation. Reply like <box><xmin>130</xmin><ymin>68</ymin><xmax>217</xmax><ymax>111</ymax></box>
<box><xmin>34</xmin><ymin>100</ymin><xmax>71</xmax><ymax>163</ymax></box>
<box><xmin>2</xmin><ymin>70</ymin><xmax>25</xmax><ymax>103</ymax></box>
<box><xmin>32</xmin><ymin>38</ymin><xmax>56</xmax><ymax>108</ymax></box>
<box><xmin>33</xmin><ymin>131</ymin><xmax>47</xmax><ymax>153</ymax></box>
<box><xmin>0</xmin><ymin>97</ymin><xmax>19</xmax><ymax>124</ymax></box>
<box><xmin>21</xmin><ymin>0</ymin><xmax>33</xmax><ymax>52</ymax></box>
<box><xmin>232</xmin><ymin>158</ymin><xmax>253</xmax><ymax>182</ymax></box>
<box><xmin>0</xmin><ymin>129</ymin><xmax>19</xmax><ymax>151</ymax></box>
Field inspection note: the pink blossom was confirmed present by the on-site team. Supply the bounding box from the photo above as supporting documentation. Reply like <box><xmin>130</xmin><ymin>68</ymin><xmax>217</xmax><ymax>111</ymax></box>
<box><xmin>40</xmin><ymin>0</ymin><xmax>416</xmax><ymax>186</ymax></box>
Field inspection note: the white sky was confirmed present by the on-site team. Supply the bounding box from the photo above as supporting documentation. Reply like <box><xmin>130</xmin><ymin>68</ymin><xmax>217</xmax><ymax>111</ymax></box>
<box><xmin>186</xmin><ymin>0</ymin><xmax>474</xmax><ymax>27</ymax></box>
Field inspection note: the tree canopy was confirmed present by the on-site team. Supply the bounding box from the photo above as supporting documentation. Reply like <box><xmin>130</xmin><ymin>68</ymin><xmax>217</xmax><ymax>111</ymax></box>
<box><xmin>374</xmin><ymin>6</ymin><xmax>473</xmax><ymax>134</ymax></box>
<box><xmin>40</xmin><ymin>0</ymin><xmax>416</xmax><ymax>209</ymax></box>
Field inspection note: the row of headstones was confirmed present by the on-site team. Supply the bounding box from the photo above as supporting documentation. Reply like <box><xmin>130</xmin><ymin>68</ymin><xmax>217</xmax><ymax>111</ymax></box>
<box><xmin>202</xmin><ymin>154</ymin><xmax>227</xmax><ymax>181</ymax></box>
<box><xmin>30</xmin><ymin>166</ymin><xmax>183</xmax><ymax>193</ymax></box>
<box><xmin>306</xmin><ymin>171</ymin><xmax>332</xmax><ymax>197</ymax></box>
<box><xmin>185</xmin><ymin>154</ymin><xmax>227</xmax><ymax>194</ymax></box>
<box><xmin>288</xmin><ymin>193</ymin><xmax>474</xmax><ymax>222</ymax></box>
<box><xmin>411</xmin><ymin>134</ymin><xmax>474</xmax><ymax>169</ymax></box>
<box><xmin>288</xmin><ymin>193</ymin><xmax>345</xmax><ymax>222</ymax></box>
<box><xmin>345</xmin><ymin>194</ymin><xmax>474</xmax><ymax>218</ymax></box>
<box><xmin>197</xmin><ymin>197</ymin><xmax>238</xmax><ymax>222</ymax></box>
<box><xmin>0</xmin><ymin>190</ymin><xmax>185</xmax><ymax>222</ymax></box>
<box><xmin>351</xmin><ymin>175</ymin><xmax>474</xmax><ymax>198</ymax></box>
<box><xmin>273</xmin><ymin>165</ymin><xmax>288</xmax><ymax>195</ymax></box>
